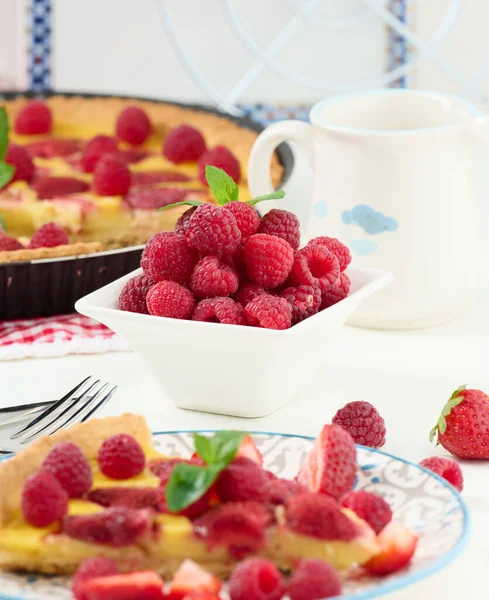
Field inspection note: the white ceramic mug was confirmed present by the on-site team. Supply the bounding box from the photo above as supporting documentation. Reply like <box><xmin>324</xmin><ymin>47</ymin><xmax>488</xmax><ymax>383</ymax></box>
<box><xmin>248</xmin><ymin>89</ymin><xmax>486</xmax><ymax>329</ymax></box>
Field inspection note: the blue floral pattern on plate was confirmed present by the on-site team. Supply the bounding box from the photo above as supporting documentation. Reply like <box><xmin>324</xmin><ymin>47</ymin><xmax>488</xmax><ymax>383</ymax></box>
<box><xmin>342</xmin><ymin>205</ymin><xmax>398</xmax><ymax>235</ymax></box>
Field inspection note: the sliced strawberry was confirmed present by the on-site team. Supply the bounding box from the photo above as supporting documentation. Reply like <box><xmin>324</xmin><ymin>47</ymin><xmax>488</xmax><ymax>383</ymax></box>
<box><xmin>236</xmin><ymin>435</ymin><xmax>263</xmax><ymax>466</ymax></box>
<box><xmin>167</xmin><ymin>560</ymin><xmax>221</xmax><ymax>600</ymax></box>
<box><xmin>88</xmin><ymin>487</ymin><xmax>165</xmax><ymax>510</ymax></box>
<box><xmin>33</xmin><ymin>176</ymin><xmax>89</xmax><ymax>200</ymax></box>
<box><xmin>148</xmin><ymin>457</ymin><xmax>205</xmax><ymax>482</ymax></box>
<box><xmin>81</xmin><ymin>571</ymin><xmax>165</xmax><ymax>600</ymax></box>
<box><xmin>119</xmin><ymin>149</ymin><xmax>151</xmax><ymax>164</ymax></box>
<box><xmin>297</xmin><ymin>424</ymin><xmax>356</xmax><ymax>500</ymax></box>
<box><xmin>180</xmin><ymin>594</ymin><xmax>222</xmax><ymax>600</ymax></box>
<box><xmin>131</xmin><ymin>171</ymin><xmax>191</xmax><ymax>188</ymax></box>
<box><xmin>125</xmin><ymin>187</ymin><xmax>205</xmax><ymax>210</ymax></box>
<box><xmin>365</xmin><ymin>521</ymin><xmax>418</xmax><ymax>575</ymax></box>
<box><xmin>25</xmin><ymin>138</ymin><xmax>81</xmax><ymax>159</ymax></box>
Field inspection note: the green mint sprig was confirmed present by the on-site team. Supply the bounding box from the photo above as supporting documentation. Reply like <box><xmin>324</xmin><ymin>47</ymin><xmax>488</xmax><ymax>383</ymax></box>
<box><xmin>165</xmin><ymin>430</ymin><xmax>246</xmax><ymax>512</ymax></box>
<box><xmin>0</xmin><ymin>108</ymin><xmax>14</xmax><ymax>190</ymax></box>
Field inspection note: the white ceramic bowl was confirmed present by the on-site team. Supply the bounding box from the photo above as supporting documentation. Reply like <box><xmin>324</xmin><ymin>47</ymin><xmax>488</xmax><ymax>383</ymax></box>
<box><xmin>75</xmin><ymin>267</ymin><xmax>392</xmax><ymax>418</ymax></box>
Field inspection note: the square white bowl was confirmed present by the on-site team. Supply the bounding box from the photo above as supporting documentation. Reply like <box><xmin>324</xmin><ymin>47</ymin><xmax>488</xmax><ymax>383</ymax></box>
<box><xmin>75</xmin><ymin>267</ymin><xmax>392</xmax><ymax>418</ymax></box>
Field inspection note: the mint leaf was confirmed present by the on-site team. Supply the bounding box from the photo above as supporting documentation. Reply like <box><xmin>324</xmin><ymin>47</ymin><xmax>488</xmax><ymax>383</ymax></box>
<box><xmin>158</xmin><ymin>200</ymin><xmax>203</xmax><ymax>212</ymax></box>
<box><xmin>165</xmin><ymin>463</ymin><xmax>219</xmax><ymax>512</ymax></box>
<box><xmin>248</xmin><ymin>190</ymin><xmax>285</xmax><ymax>206</ymax></box>
<box><xmin>211</xmin><ymin>431</ymin><xmax>247</xmax><ymax>465</ymax></box>
<box><xmin>0</xmin><ymin>164</ymin><xmax>14</xmax><ymax>189</ymax></box>
<box><xmin>0</xmin><ymin>108</ymin><xmax>8</xmax><ymax>161</ymax></box>
<box><xmin>0</xmin><ymin>215</ymin><xmax>6</xmax><ymax>231</ymax></box>
<box><xmin>205</xmin><ymin>165</ymin><xmax>239</xmax><ymax>205</ymax></box>
<box><xmin>193</xmin><ymin>432</ymin><xmax>217</xmax><ymax>465</ymax></box>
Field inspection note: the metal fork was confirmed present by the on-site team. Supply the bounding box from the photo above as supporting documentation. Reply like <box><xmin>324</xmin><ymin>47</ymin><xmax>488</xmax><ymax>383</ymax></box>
<box><xmin>0</xmin><ymin>376</ymin><xmax>117</xmax><ymax>454</ymax></box>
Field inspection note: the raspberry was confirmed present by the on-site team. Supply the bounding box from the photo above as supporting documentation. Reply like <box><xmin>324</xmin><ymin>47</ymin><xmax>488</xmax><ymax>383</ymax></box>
<box><xmin>118</xmin><ymin>274</ymin><xmax>155</xmax><ymax>314</ymax></box>
<box><xmin>244</xmin><ymin>234</ymin><xmax>294</xmax><ymax>288</ymax></box>
<box><xmin>131</xmin><ymin>170</ymin><xmax>190</xmax><ymax>188</ymax></box>
<box><xmin>63</xmin><ymin>507</ymin><xmax>150</xmax><ymax>547</ymax></box>
<box><xmin>280</xmin><ymin>285</ymin><xmax>321</xmax><ymax>324</ymax></box>
<box><xmin>141</xmin><ymin>231</ymin><xmax>198</xmax><ymax>285</ymax></box>
<box><xmin>97</xmin><ymin>433</ymin><xmax>145</xmax><ymax>480</ymax></box>
<box><xmin>224</xmin><ymin>202</ymin><xmax>260</xmax><ymax>238</ymax></box>
<box><xmin>287</xmin><ymin>559</ymin><xmax>342</xmax><ymax>600</ymax></box>
<box><xmin>5</xmin><ymin>143</ymin><xmax>35</xmax><ymax>184</ymax></box>
<box><xmin>320</xmin><ymin>272</ymin><xmax>351</xmax><ymax>309</ymax></box>
<box><xmin>290</xmin><ymin>245</ymin><xmax>340</xmax><ymax>293</ymax></box>
<box><xmin>21</xmin><ymin>470</ymin><xmax>69</xmax><ymax>527</ymax></box>
<box><xmin>229</xmin><ymin>558</ymin><xmax>285</xmax><ymax>600</ymax></box>
<box><xmin>42</xmin><ymin>442</ymin><xmax>92</xmax><ymax>498</ymax></box>
<box><xmin>332</xmin><ymin>400</ymin><xmax>386</xmax><ymax>448</ymax></box>
<box><xmin>193</xmin><ymin>502</ymin><xmax>271</xmax><ymax>559</ymax></box>
<box><xmin>419</xmin><ymin>456</ymin><xmax>464</xmax><ymax>492</ymax></box>
<box><xmin>33</xmin><ymin>176</ymin><xmax>89</xmax><ymax>200</ymax></box>
<box><xmin>186</xmin><ymin>203</ymin><xmax>241</xmax><ymax>256</ymax></box>
<box><xmin>26</xmin><ymin>137</ymin><xmax>81</xmax><ymax>158</ymax></box>
<box><xmin>163</xmin><ymin>124</ymin><xmax>207</xmax><ymax>164</ymax></box>
<box><xmin>0</xmin><ymin>232</ymin><xmax>24</xmax><ymax>251</ymax></box>
<box><xmin>193</xmin><ymin>297</ymin><xmax>245</xmax><ymax>325</ymax></box>
<box><xmin>226</xmin><ymin>241</ymin><xmax>247</xmax><ymax>279</ymax></box>
<box><xmin>258</xmin><ymin>209</ymin><xmax>300</xmax><ymax>250</ymax></box>
<box><xmin>234</xmin><ymin>282</ymin><xmax>267</xmax><ymax>307</ymax></box>
<box><xmin>146</xmin><ymin>281</ymin><xmax>195</xmax><ymax>319</ymax></box>
<box><xmin>307</xmin><ymin>236</ymin><xmax>352</xmax><ymax>272</ymax></box>
<box><xmin>15</xmin><ymin>100</ymin><xmax>52</xmax><ymax>135</ymax></box>
<box><xmin>190</xmin><ymin>255</ymin><xmax>239</xmax><ymax>299</ymax></box>
<box><xmin>198</xmin><ymin>145</ymin><xmax>241</xmax><ymax>185</ymax></box>
<box><xmin>126</xmin><ymin>187</ymin><xmax>196</xmax><ymax>210</ymax></box>
<box><xmin>29</xmin><ymin>223</ymin><xmax>69</xmax><ymax>249</ymax></box>
<box><xmin>266</xmin><ymin>475</ymin><xmax>307</xmax><ymax>506</ymax></box>
<box><xmin>88</xmin><ymin>487</ymin><xmax>164</xmax><ymax>510</ymax></box>
<box><xmin>175</xmin><ymin>205</ymin><xmax>197</xmax><ymax>235</ymax></box>
<box><xmin>216</xmin><ymin>456</ymin><xmax>269</xmax><ymax>503</ymax></box>
<box><xmin>72</xmin><ymin>557</ymin><xmax>119</xmax><ymax>600</ymax></box>
<box><xmin>115</xmin><ymin>106</ymin><xmax>152</xmax><ymax>145</ymax></box>
<box><xmin>341</xmin><ymin>490</ymin><xmax>393</xmax><ymax>534</ymax></box>
<box><xmin>93</xmin><ymin>154</ymin><xmax>131</xmax><ymax>196</ymax></box>
<box><xmin>286</xmin><ymin>492</ymin><xmax>358</xmax><ymax>541</ymax></box>
<box><xmin>81</xmin><ymin>135</ymin><xmax>119</xmax><ymax>173</ymax></box>
<box><xmin>245</xmin><ymin>295</ymin><xmax>292</xmax><ymax>330</ymax></box>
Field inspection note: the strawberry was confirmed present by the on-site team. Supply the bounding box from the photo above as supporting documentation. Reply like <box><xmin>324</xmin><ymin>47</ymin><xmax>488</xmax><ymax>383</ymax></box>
<box><xmin>430</xmin><ymin>385</ymin><xmax>489</xmax><ymax>459</ymax></box>
<box><xmin>236</xmin><ymin>434</ymin><xmax>263</xmax><ymax>466</ymax></box>
<box><xmin>365</xmin><ymin>522</ymin><xmax>418</xmax><ymax>575</ymax></box>
<box><xmin>130</xmin><ymin>171</ymin><xmax>191</xmax><ymax>188</ymax></box>
<box><xmin>25</xmin><ymin>138</ymin><xmax>81</xmax><ymax>158</ymax></box>
<box><xmin>297</xmin><ymin>424</ymin><xmax>356</xmax><ymax>499</ymax></box>
<box><xmin>167</xmin><ymin>560</ymin><xmax>221</xmax><ymax>600</ymax></box>
<box><xmin>80</xmin><ymin>571</ymin><xmax>165</xmax><ymax>600</ymax></box>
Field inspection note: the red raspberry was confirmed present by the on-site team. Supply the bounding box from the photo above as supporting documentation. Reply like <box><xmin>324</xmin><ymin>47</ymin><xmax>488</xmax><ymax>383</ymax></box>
<box><xmin>72</xmin><ymin>557</ymin><xmax>119</xmax><ymax>600</ymax></box>
<box><xmin>193</xmin><ymin>297</ymin><xmax>245</xmax><ymax>325</ymax></box>
<box><xmin>266</xmin><ymin>475</ymin><xmax>307</xmax><ymax>506</ymax></box>
<box><xmin>97</xmin><ymin>433</ymin><xmax>145</xmax><ymax>480</ymax></box>
<box><xmin>290</xmin><ymin>245</ymin><xmax>340</xmax><ymax>293</ymax></box>
<box><xmin>126</xmin><ymin>187</ymin><xmax>198</xmax><ymax>210</ymax></box>
<box><xmin>88</xmin><ymin>487</ymin><xmax>164</xmax><ymax>510</ymax></box>
<box><xmin>115</xmin><ymin>106</ymin><xmax>152</xmax><ymax>146</ymax></box>
<box><xmin>198</xmin><ymin>145</ymin><xmax>241</xmax><ymax>184</ymax></box>
<box><xmin>141</xmin><ymin>231</ymin><xmax>198</xmax><ymax>285</ymax></box>
<box><xmin>234</xmin><ymin>282</ymin><xmax>267</xmax><ymax>307</ymax></box>
<box><xmin>146</xmin><ymin>281</ymin><xmax>195</xmax><ymax>319</ymax></box>
<box><xmin>286</xmin><ymin>492</ymin><xmax>358</xmax><ymax>541</ymax></box>
<box><xmin>163</xmin><ymin>124</ymin><xmax>207</xmax><ymax>164</ymax></box>
<box><xmin>332</xmin><ymin>400</ymin><xmax>386</xmax><ymax>448</ymax></box>
<box><xmin>287</xmin><ymin>559</ymin><xmax>342</xmax><ymax>600</ymax></box>
<box><xmin>0</xmin><ymin>232</ymin><xmax>24</xmax><ymax>251</ymax></box>
<box><xmin>193</xmin><ymin>502</ymin><xmax>271</xmax><ymax>559</ymax></box>
<box><xmin>63</xmin><ymin>507</ymin><xmax>150</xmax><ymax>547</ymax></box>
<box><xmin>280</xmin><ymin>285</ymin><xmax>321</xmax><ymax>324</ymax></box>
<box><xmin>216</xmin><ymin>456</ymin><xmax>269</xmax><ymax>503</ymax></box>
<box><xmin>26</xmin><ymin>137</ymin><xmax>81</xmax><ymax>159</ymax></box>
<box><xmin>224</xmin><ymin>202</ymin><xmax>260</xmax><ymax>238</ymax></box>
<box><xmin>321</xmin><ymin>272</ymin><xmax>351</xmax><ymax>309</ymax></box>
<box><xmin>21</xmin><ymin>470</ymin><xmax>69</xmax><ymax>527</ymax></box>
<box><xmin>229</xmin><ymin>558</ymin><xmax>285</xmax><ymax>600</ymax></box>
<box><xmin>33</xmin><ymin>176</ymin><xmax>89</xmax><ymax>200</ymax></box>
<box><xmin>118</xmin><ymin>274</ymin><xmax>155</xmax><ymax>314</ymax></box>
<box><xmin>190</xmin><ymin>255</ymin><xmax>239</xmax><ymax>299</ymax></box>
<box><xmin>225</xmin><ymin>241</ymin><xmax>247</xmax><ymax>279</ymax></box>
<box><xmin>81</xmin><ymin>135</ymin><xmax>119</xmax><ymax>172</ymax></box>
<box><xmin>42</xmin><ymin>441</ymin><xmax>92</xmax><ymax>498</ymax></box>
<box><xmin>93</xmin><ymin>154</ymin><xmax>131</xmax><ymax>196</ymax></box>
<box><xmin>186</xmin><ymin>203</ymin><xmax>241</xmax><ymax>256</ymax></box>
<box><xmin>419</xmin><ymin>456</ymin><xmax>464</xmax><ymax>492</ymax></box>
<box><xmin>307</xmin><ymin>236</ymin><xmax>352</xmax><ymax>272</ymax></box>
<box><xmin>341</xmin><ymin>490</ymin><xmax>393</xmax><ymax>534</ymax></box>
<box><xmin>245</xmin><ymin>295</ymin><xmax>292</xmax><ymax>330</ymax></box>
<box><xmin>244</xmin><ymin>234</ymin><xmax>294</xmax><ymax>287</ymax></box>
<box><xmin>258</xmin><ymin>209</ymin><xmax>300</xmax><ymax>250</ymax></box>
<box><xmin>175</xmin><ymin>205</ymin><xmax>197</xmax><ymax>235</ymax></box>
<box><xmin>15</xmin><ymin>100</ymin><xmax>52</xmax><ymax>135</ymax></box>
<box><xmin>5</xmin><ymin>143</ymin><xmax>35</xmax><ymax>184</ymax></box>
<box><xmin>29</xmin><ymin>223</ymin><xmax>69</xmax><ymax>249</ymax></box>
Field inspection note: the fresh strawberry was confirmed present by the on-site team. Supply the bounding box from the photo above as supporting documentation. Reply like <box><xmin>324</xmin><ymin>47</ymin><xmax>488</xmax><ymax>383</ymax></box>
<box><xmin>118</xmin><ymin>149</ymin><xmax>151</xmax><ymax>164</ymax></box>
<box><xmin>180</xmin><ymin>594</ymin><xmax>222</xmax><ymax>600</ymax></box>
<box><xmin>130</xmin><ymin>171</ymin><xmax>191</xmax><ymax>188</ymax></box>
<box><xmin>87</xmin><ymin>487</ymin><xmax>165</xmax><ymax>510</ymax></box>
<box><xmin>365</xmin><ymin>522</ymin><xmax>418</xmax><ymax>575</ymax></box>
<box><xmin>430</xmin><ymin>385</ymin><xmax>489</xmax><ymax>459</ymax></box>
<box><xmin>167</xmin><ymin>560</ymin><xmax>221</xmax><ymax>600</ymax></box>
<box><xmin>126</xmin><ymin>188</ymin><xmax>205</xmax><ymax>210</ymax></box>
<box><xmin>25</xmin><ymin>138</ymin><xmax>81</xmax><ymax>158</ymax></box>
<box><xmin>236</xmin><ymin>434</ymin><xmax>263</xmax><ymax>466</ymax></box>
<box><xmin>297</xmin><ymin>424</ymin><xmax>356</xmax><ymax>499</ymax></box>
<box><xmin>80</xmin><ymin>571</ymin><xmax>165</xmax><ymax>600</ymax></box>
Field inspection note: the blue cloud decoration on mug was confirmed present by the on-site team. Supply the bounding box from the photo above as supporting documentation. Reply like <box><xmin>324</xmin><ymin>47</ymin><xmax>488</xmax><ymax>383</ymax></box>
<box><xmin>342</xmin><ymin>205</ymin><xmax>398</xmax><ymax>235</ymax></box>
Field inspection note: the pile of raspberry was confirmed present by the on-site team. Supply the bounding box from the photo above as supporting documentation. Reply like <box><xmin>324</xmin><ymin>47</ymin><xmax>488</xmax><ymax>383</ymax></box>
<box><xmin>119</xmin><ymin>201</ymin><xmax>352</xmax><ymax>330</ymax></box>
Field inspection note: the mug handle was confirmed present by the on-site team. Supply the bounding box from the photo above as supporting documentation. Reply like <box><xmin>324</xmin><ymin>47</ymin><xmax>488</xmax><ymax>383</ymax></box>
<box><xmin>248</xmin><ymin>121</ymin><xmax>315</xmax><ymax>229</ymax></box>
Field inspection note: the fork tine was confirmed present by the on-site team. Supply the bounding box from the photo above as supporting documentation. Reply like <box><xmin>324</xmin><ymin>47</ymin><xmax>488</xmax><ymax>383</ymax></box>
<box><xmin>54</xmin><ymin>383</ymin><xmax>110</xmax><ymax>434</ymax></box>
<box><xmin>9</xmin><ymin>376</ymin><xmax>92</xmax><ymax>440</ymax></box>
<box><xmin>81</xmin><ymin>386</ymin><xmax>118</xmax><ymax>423</ymax></box>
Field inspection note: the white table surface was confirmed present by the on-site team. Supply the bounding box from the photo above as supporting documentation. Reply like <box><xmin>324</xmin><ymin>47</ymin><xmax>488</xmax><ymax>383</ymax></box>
<box><xmin>0</xmin><ymin>292</ymin><xmax>488</xmax><ymax>599</ymax></box>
